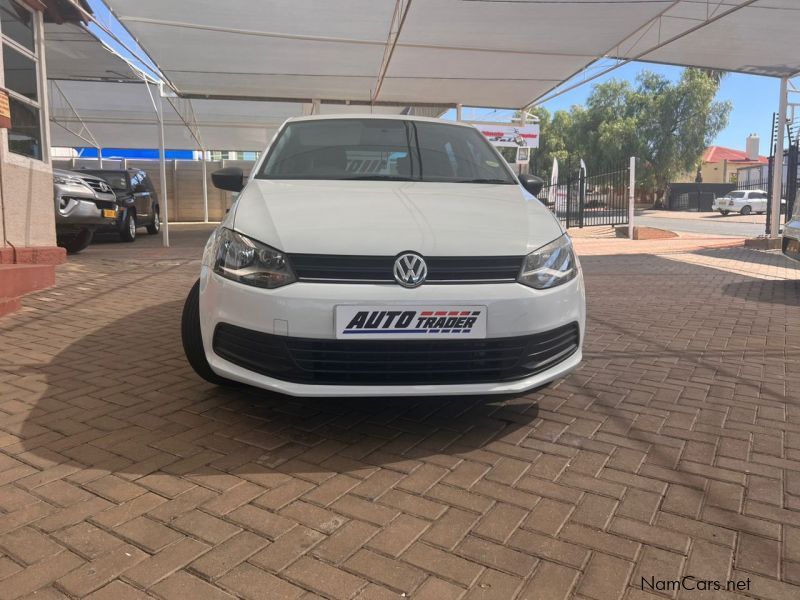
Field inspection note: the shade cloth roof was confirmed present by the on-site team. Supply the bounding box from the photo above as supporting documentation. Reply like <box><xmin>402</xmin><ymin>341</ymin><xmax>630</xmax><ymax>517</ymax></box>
<box><xmin>47</xmin><ymin>79</ymin><xmax>424</xmax><ymax>150</ymax></box>
<box><xmin>44</xmin><ymin>21</ymin><xmax>139</xmax><ymax>83</ymax></box>
<box><xmin>102</xmin><ymin>0</ymin><xmax>800</xmax><ymax>109</ymax></box>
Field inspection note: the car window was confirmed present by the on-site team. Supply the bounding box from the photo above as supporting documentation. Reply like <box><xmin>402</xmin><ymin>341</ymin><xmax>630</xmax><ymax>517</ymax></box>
<box><xmin>729</xmin><ymin>191</ymin><xmax>746</xmax><ymax>199</ymax></box>
<box><xmin>257</xmin><ymin>118</ymin><xmax>515</xmax><ymax>184</ymax></box>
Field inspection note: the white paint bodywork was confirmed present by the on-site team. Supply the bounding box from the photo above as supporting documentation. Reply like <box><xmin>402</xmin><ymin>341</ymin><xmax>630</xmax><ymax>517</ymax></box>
<box><xmin>196</xmin><ymin>115</ymin><xmax>585</xmax><ymax>397</ymax></box>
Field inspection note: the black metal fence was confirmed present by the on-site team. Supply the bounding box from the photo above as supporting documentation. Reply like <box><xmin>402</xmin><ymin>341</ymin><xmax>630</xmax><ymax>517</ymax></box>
<box><xmin>537</xmin><ymin>164</ymin><xmax>631</xmax><ymax>228</ymax></box>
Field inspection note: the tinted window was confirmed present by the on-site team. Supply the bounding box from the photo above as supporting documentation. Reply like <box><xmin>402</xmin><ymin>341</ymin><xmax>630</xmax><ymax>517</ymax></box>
<box><xmin>258</xmin><ymin>118</ymin><xmax>515</xmax><ymax>184</ymax></box>
<box><xmin>729</xmin><ymin>191</ymin><xmax>746</xmax><ymax>199</ymax></box>
<box><xmin>3</xmin><ymin>43</ymin><xmax>36</xmax><ymax>101</ymax></box>
<box><xmin>0</xmin><ymin>0</ymin><xmax>33</xmax><ymax>52</ymax></box>
<box><xmin>7</xmin><ymin>95</ymin><xmax>40</xmax><ymax>159</ymax></box>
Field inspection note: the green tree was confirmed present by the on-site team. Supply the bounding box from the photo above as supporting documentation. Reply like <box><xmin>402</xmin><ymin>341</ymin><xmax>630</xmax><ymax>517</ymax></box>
<box><xmin>525</xmin><ymin>67</ymin><xmax>731</xmax><ymax>202</ymax></box>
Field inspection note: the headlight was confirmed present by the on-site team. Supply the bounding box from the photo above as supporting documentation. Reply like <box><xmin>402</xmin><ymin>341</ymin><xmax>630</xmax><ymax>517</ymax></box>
<box><xmin>53</xmin><ymin>174</ymin><xmax>88</xmax><ymax>186</ymax></box>
<box><xmin>210</xmin><ymin>228</ymin><xmax>296</xmax><ymax>289</ymax></box>
<box><xmin>518</xmin><ymin>234</ymin><xmax>578</xmax><ymax>290</ymax></box>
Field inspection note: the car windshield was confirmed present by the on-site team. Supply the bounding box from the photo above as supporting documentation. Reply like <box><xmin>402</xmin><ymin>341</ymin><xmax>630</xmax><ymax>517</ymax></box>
<box><xmin>729</xmin><ymin>191</ymin><xmax>746</xmax><ymax>199</ymax></box>
<box><xmin>81</xmin><ymin>171</ymin><xmax>129</xmax><ymax>192</ymax></box>
<box><xmin>256</xmin><ymin>118</ymin><xmax>516</xmax><ymax>184</ymax></box>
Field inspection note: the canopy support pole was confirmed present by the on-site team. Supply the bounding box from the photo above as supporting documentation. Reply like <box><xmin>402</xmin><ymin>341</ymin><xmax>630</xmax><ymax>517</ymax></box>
<box><xmin>771</xmin><ymin>76</ymin><xmax>788</xmax><ymax>239</ymax></box>
<box><xmin>155</xmin><ymin>84</ymin><xmax>170</xmax><ymax>247</ymax></box>
<box><xmin>98</xmin><ymin>147</ymin><xmax>103</xmax><ymax>169</ymax></box>
<box><xmin>456</xmin><ymin>104</ymin><xmax>462</xmax><ymax>121</ymax></box>
<box><xmin>201</xmin><ymin>150</ymin><xmax>209</xmax><ymax>223</ymax></box>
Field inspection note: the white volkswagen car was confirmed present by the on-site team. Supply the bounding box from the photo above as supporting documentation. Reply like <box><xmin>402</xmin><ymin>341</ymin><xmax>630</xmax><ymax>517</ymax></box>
<box><xmin>181</xmin><ymin>115</ymin><xmax>585</xmax><ymax>397</ymax></box>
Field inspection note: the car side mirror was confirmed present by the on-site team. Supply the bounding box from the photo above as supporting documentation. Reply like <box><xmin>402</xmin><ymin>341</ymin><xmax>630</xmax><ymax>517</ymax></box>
<box><xmin>211</xmin><ymin>167</ymin><xmax>244</xmax><ymax>192</ymax></box>
<box><xmin>519</xmin><ymin>174</ymin><xmax>545</xmax><ymax>196</ymax></box>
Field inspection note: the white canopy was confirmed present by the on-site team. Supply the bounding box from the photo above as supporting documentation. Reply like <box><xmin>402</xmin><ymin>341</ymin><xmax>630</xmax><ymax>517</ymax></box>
<box><xmin>48</xmin><ymin>79</ymin><xmax>427</xmax><ymax>151</ymax></box>
<box><xmin>102</xmin><ymin>0</ymin><xmax>800</xmax><ymax>109</ymax></box>
<box><xmin>44</xmin><ymin>22</ymin><xmax>138</xmax><ymax>83</ymax></box>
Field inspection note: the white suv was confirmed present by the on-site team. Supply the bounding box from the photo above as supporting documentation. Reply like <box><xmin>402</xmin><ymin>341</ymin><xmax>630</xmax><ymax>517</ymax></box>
<box><xmin>713</xmin><ymin>190</ymin><xmax>768</xmax><ymax>215</ymax></box>
<box><xmin>181</xmin><ymin>115</ymin><xmax>585</xmax><ymax>397</ymax></box>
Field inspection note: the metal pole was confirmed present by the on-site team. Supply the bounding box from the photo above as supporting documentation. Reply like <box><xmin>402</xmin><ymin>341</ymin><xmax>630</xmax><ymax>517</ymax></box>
<box><xmin>201</xmin><ymin>150</ymin><xmax>209</xmax><ymax>223</ymax></box>
<box><xmin>98</xmin><ymin>147</ymin><xmax>103</xmax><ymax>169</ymax></box>
<box><xmin>456</xmin><ymin>104</ymin><xmax>462</xmax><ymax>121</ymax></box>
<box><xmin>156</xmin><ymin>86</ymin><xmax>170</xmax><ymax>247</ymax></box>
<box><xmin>771</xmin><ymin>77</ymin><xmax>788</xmax><ymax>238</ymax></box>
<box><xmin>628</xmin><ymin>156</ymin><xmax>636</xmax><ymax>239</ymax></box>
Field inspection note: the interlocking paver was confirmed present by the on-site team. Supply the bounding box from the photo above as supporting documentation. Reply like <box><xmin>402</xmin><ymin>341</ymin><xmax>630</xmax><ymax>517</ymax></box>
<box><xmin>2</xmin><ymin>227</ymin><xmax>800</xmax><ymax>598</ymax></box>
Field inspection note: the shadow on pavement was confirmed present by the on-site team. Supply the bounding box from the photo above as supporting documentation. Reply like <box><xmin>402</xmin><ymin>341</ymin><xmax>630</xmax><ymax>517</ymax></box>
<box><xmin>20</xmin><ymin>299</ymin><xmax>543</xmax><ymax>480</ymax></box>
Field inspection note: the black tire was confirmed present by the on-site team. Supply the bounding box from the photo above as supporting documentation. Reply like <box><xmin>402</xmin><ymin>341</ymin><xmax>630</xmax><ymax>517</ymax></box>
<box><xmin>58</xmin><ymin>228</ymin><xmax>94</xmax><ymax>254</ymax></box>
<box><xmin>740</xmin><ymin>205</ymin><xmax>752</xmax><ymax>216</ymax></box>
<box><xmin>720</xmin><ymin>210</ymin><xmax>730</xmax><ymax>216</ymax></box>
<box><xmin>120</xmin><ymin>210</ymin><xmax>137</xmax><ymax>242</ymax></box>
<box><xmin>181</xmin><ymin>280</ymin><xmax>240</xmax><ymax>386</ymax></box>
<box><xmin>147</xmin><ymin>206</ymin><xmax>160</xmax><ymax>235</ymax></box>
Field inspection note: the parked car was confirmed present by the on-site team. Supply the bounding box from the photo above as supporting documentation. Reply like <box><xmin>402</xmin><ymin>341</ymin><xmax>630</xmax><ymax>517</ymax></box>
<box><xmin>783</xmin><ymin>216</ymin><xmax>800</xmax><ymax>262</ymax></box>
<box><xmin>181</xmin><ymin>115</ymin><xmax>585</xmax><ymax>397</ymax></box>
<box><xmin>713</xmin><ymin>190</ymin><xmax>769</xmax><ymax>215</ymax></box>
<box><xmin>54</xmin><ymin>169</ymin><xmax>118</xmax><ymax>254</ymax></box>
<box><xmin>80</xmin><ymin>169</ymin><xmax>160</xmax><ymax>242</ymax></box>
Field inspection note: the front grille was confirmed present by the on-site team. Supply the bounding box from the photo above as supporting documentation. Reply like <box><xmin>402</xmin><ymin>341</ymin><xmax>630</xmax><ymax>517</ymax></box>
<box><xmin>288</xmin><ymin>254</ymin><xmax>523</xmax><ymax>283</ymax></box>
<box><xmin>213</xmin><ymin>322</ymin><xmax>579</xmax><ymax>385</ymax></box>
<box><xmin>91</xmin><ymin>199</ymin><xmax>117</xmax><ymax>211</ymax></box>
<box><xmin>83</xmin><ymin>179</ymin><xmax>111</xmax><ymax>195</ymax></box>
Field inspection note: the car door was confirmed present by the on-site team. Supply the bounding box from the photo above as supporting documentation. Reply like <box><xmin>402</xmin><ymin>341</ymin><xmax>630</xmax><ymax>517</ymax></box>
<box><xmin>130</xmin><ymin>171</ymin><xmax>151</xmax><ymax>220</ymax></box>
<box><xmin>142</xmin><ymin>174</ymin><xmax>159</xmax><ymax>217</ymax></box>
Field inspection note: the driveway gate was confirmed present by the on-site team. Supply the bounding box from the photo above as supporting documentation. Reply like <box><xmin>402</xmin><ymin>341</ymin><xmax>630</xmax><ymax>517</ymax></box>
<box><xmin>537</xmin><ymin>162</ymin><xmax>632</xmax><ymax>229</ymax></box>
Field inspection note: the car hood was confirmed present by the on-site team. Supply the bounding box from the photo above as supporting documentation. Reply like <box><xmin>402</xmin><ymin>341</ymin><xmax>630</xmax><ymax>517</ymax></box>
<box><xmin>232</xmin><ymin>179</ymin><xmax>563</xmax><ymax>256</ymax></box>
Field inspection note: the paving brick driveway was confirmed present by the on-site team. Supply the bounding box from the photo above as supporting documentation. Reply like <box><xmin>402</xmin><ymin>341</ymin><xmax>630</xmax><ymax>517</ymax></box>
<box><xmin>1</xmin><ymin>225</ymin><xmax>799</xmax><ymax>600</ymax></box>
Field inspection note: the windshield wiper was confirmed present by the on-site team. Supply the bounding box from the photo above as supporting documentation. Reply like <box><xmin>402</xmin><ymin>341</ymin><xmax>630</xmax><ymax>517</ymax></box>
<box><xmin>453</xmin><ymin>178</ymin><xmax>513</xmax><ymax>184</ymax></box>
<box><xmin>340</xmin><ymin>175</ymin><xmax>416</xmax><ymax>181</ymax></box>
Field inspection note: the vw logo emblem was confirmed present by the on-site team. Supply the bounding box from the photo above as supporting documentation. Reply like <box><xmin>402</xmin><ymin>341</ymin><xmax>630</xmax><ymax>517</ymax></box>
<box><xmin>393</xmin><ymin>252</ymin><xmax>427</xmax><ymax>288</ymax></box>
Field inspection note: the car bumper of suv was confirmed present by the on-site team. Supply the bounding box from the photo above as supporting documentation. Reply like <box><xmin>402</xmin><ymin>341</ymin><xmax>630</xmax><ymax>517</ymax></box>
<box><xmin>198</xmin><ymin>267</ymin><xmax>586</xmax><ymax>397</ymax></box>
<box><xmin>55</xmin><ymin>189</ymin><xmax>118</xmax><ymax>228</ymax></box>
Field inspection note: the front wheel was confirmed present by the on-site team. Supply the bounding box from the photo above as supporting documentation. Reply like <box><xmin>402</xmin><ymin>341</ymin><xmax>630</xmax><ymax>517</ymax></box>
<box><xmin>147</xmin><ymin>207</ymin><xmax>160</xmax><ymax>235</ymax></box>
<box><xmin>720</xmin><ymin>210</ymin><xmax>730</xmax><ymax>216</ymax></box>
<box><xmin>740</xmin><ymin>205</ymin><xmax>752</xmax><ymax>216</ymax></box>
<box><xmin>120</xmin><ymin>211</ymin><xmax>137</xmax><ymax>242</ymax></box>
<box><xmin>58</xmin><ymin>228</ymin><xmax>93</xmax><ymax>254</ymax></box>
<box><xmin>181</xmin><ymin>280</ymin><xmax>240</xmax><ymax>387</ymax></box>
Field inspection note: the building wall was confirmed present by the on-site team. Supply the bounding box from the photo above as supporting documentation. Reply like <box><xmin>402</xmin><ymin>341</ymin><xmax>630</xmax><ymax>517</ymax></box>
<box><xmin>0</xmin><ymin>150</ymin><xmax>55</xmax><ymax>248</ymax></box>
<box><xmin>0</xmin><ymin>6</ymin><xmax>59</xmax><ymax>263</ymax></box>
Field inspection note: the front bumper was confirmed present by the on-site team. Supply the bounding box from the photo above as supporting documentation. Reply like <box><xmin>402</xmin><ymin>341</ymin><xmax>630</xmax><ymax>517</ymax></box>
<box><xmin>783</xmin><ymin>219</ymin><xmax>800</xmax><ymax>262</ymax></box>
<box><xmin>198</xmin><ymin>267</ymin><xmax>586</xmax><ymax>396</ymax></box>
<box><xmin>55</xmin><ymin>185</ymin><xmax>117</xmax><ymax>228</ymax></box>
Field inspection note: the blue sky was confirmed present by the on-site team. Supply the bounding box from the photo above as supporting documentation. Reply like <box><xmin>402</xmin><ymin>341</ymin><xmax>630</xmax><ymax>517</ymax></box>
<box><xmin>86</xmin><ymin>0</ymin><xmax>780</xmax><ymax>155</ymax></box>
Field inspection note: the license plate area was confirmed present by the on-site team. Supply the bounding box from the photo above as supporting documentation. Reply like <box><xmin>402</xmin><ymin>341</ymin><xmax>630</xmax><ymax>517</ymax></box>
<box><xmin>335</xmin><ymin>305</ymin><xmax>487</xmax><ymax>340</ymax></box>
<box><xmin>102</xmin><ymin>209</ymin><xmax>117</xmax><ymax>218</ymax></box>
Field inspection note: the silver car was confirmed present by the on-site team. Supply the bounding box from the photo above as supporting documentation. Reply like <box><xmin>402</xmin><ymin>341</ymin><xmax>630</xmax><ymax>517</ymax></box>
<box><xmin>54</xmin><ymin>169</ymin><xmax>118</xmax><ymax>254</ymax></box>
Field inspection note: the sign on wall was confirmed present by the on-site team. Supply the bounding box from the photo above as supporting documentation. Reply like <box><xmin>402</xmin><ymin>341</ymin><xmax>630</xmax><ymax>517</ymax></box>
<box><xmin>0</xmin><ymin>92</ymin><xmax>10</xmax><ymax>129</ymax></box>
<box><xmin>475</xmin><ymin>123</ymin><xmax>539</xmax><ymax>148</ymax></box>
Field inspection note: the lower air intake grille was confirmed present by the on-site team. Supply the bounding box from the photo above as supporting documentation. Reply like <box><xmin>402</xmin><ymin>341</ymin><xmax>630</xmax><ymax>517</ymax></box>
<box><xmin>213</xmin><ymin>322</ymin><xmax>580</xmax><ymax>386</ymax></box>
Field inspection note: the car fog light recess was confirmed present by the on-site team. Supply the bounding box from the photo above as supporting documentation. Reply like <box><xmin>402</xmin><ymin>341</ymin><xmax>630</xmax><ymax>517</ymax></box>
<box><xmin>211</xmin><ymin>227</ymin><xmax>296</xmax><ymax>289</ymax></box>
<box><xmin>517</xmin><ymin>234</ymin><xmax>578</xmax><ymax>290</ymax></box>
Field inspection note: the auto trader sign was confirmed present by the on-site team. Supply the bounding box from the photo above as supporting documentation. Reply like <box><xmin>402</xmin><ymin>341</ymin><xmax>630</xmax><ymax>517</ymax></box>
<box><xmin>476</xmin><ymin>123</ymin><xmax>540</xmax><ymax>148</ymax></box>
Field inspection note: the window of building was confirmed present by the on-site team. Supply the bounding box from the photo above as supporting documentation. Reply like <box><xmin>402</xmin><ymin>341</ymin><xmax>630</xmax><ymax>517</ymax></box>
<box><xmin>1</xmin><ymin>0</ymin><xmax>42</xmax><ymax>160</ymax></box>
